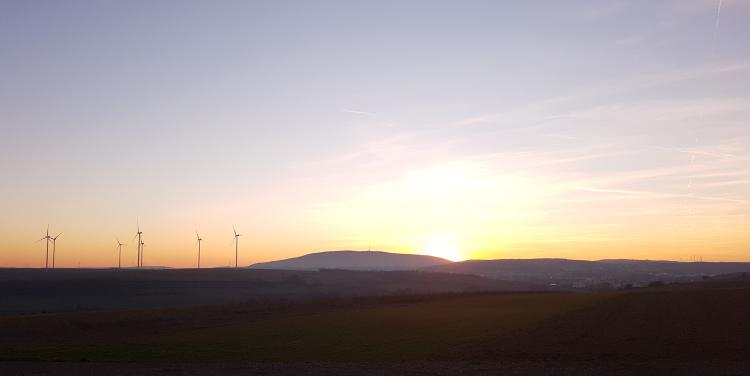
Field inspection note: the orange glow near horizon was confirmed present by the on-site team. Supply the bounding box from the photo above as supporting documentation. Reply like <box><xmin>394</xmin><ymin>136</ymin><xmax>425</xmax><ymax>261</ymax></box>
<box><xmin>2</xmin><ymin>157</ymin><xmax>750</xmax><ymax>268</ymax></box>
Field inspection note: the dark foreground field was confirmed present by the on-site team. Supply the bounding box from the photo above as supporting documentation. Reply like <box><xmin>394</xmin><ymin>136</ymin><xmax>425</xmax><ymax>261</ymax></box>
<box><xmin>0</xmin><ymin>268</ymin><xmax>536</xmax><ymax>314</ymax></box>
<box><xmin>1</xmin><ymin>272</ymin><xmax>749</xmax><ymax>375</ymax></box>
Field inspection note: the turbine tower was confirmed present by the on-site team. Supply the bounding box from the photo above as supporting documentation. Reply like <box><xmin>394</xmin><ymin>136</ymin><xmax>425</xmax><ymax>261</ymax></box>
<box><xmin>134</xmin><ymin>224</ymin><xmax>143</xmax><ymax>268</ymax></box>
<box><xmin>116</xmin><ymin>238</ymin><xmax>124</xmax><ymax>269</ymax></box>
<box><xmin>232</xmin><ymin>225</ymin><xmax>241</xmax><ymax>268</ymax></box>
<box><xmin>51</xmin><ymin>232</ymin><xmax>62</xmax><ymax>269</ymax></box>
<box><xmin>140</xmin><ymin>241</ymin><xmax>145</xmax><ymax>268</ymax></box>
<box><xmin>38</xmin><ymin>226</ymin><xmax>52</xmax><ymax>271</ymax></box>
<box><xmin>196</xmin><ymin>230</ymin><xmax>203</xmax><ymax>268</ymax></box>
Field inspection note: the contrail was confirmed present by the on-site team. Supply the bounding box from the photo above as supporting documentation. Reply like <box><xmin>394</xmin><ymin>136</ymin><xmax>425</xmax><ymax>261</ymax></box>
<box><xmin>713</xmin><ymin>0</ymin><xmax>723</xmax><ymax>44</ymax></box>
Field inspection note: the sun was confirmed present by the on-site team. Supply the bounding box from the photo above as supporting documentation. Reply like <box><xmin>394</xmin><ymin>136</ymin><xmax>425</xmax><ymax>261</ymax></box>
<box><xmin>423</xmin><ymin>236</ymin><xmax>464</xmax><ymax>262</ymax></box>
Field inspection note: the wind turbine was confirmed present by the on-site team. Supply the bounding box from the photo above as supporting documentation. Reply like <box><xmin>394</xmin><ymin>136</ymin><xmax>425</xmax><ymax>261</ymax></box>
<box><xmin>195</xmin><ymin>230</ymin><xmax>203</xmax><ymax>268</ymax></box>
<box><xmin>37</xmin><ymin>226</ymin><xmax>52</xmax><ymax>271</ymax></box>
<box><xmin>232</xmin><ymin>225</ymin><xmax>241</xmax><ymax>268</ymax></box>
<box><xmin>51</xmin><ymin>232</ymin><xmax>62</xmax><ymax>269</ymax></box>
<box><xmin>115</xmin><ymin>238</ymin><xmax>124</xmax><ymax>269</ymax></box>
<box><xmin>134</xmin><ymin>223</ymin><xmax>143</xmax><ymax>268</ymax></box>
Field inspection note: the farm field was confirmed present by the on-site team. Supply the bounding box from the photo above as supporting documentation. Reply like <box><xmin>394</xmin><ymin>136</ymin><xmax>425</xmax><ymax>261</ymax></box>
<box><xmin>0</xmin><ymin>268</ymin><xmax>537</xmax><ymax>314</ymax></box>
<box><xmin>2</xmin><ymin>279</ymin><xmax>750</xmax><ymax>375</ymax></box>
<box><xmin>0</xmin><ymin>292</ymin><xmax>598</xmax><ymax>363</ymax></box>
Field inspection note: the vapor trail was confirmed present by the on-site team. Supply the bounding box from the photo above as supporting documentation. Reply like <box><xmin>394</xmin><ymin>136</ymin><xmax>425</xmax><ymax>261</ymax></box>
<box><xmin>713</xmin><ymin>0</ymin><xmax>723</xmax><ymax>44</ymax></box>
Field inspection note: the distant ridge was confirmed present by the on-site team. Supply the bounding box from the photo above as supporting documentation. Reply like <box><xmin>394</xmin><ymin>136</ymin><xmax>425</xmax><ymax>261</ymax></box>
<box><xmin>248</xmin><ymin>250</ymin><xmax>452</xmax><ymax>271</ymax></box>
<box><xmin>249</xmin><ymin>254</ymin><xmax>750</xmax><ymax>289</ymax></box>
<box><xmin>423</xmin><ymin>258</ymin><xmax>750</xmax><ymax>287</ymax></box>
<box><xmin>424</xmin><ymin>258</ymin><xmax>750</xmax><ymax>274</ymax></box>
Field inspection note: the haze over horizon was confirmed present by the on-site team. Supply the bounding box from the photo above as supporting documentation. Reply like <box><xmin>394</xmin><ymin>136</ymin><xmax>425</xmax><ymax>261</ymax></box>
<box><xmin>2</xmin><ymin>0</ymin><xmax>749</xmax><ymax>268</ymax></box>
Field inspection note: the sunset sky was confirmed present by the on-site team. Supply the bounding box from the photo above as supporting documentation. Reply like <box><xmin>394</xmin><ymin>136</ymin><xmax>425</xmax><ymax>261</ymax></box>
<box><xmin>1</xmin><ymin>0</ymin><xmax>749</xmax><ymax>268</ymax></box>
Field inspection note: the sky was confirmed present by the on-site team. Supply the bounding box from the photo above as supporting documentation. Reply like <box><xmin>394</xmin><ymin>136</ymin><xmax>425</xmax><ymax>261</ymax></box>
<box><xmin>1</xmin><ymin>0</ymin><xmax>749</xmax><ymax>267</ymax></box>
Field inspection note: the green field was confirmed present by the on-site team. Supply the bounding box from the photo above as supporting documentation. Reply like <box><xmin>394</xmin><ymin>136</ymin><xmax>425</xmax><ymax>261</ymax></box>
<box><xmin>0</xmin><ymin>292</ymin><xmax>604</xmax><ymax>363</ymax></box>
<box><xmin>3</xmin><ymin>281</ymin><xmax>750</xmax><ymax>375</ymax></box>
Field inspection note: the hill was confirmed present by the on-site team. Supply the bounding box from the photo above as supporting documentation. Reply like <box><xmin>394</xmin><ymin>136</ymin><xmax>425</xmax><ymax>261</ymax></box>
<box><xmin>248</xmin><ymin>250</ymin><xmax>452</xmax><ymax>271</ymax></box>
<box><xmin>424</xmin><ymin>259</ymin><xmax>750</xmax><ymax>289</ymax></box>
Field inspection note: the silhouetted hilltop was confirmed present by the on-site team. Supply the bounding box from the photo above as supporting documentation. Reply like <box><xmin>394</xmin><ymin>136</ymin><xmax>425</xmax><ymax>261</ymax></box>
<box><xmin>248</xmin><ymin>250</ymin><xmax>452</xmax><ymax>271</ymax></box>
<box><xmin>248</xmin><ymin>253</ymin><xmax>750</xmax><ymax>289</ymax></box>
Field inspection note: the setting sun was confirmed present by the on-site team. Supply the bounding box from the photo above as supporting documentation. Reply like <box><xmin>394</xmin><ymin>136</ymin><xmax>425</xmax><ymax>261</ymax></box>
<box><xmin>423</xmin><ymin>235</ymin><xmax>465</xmax><ymax>262</ymax></box>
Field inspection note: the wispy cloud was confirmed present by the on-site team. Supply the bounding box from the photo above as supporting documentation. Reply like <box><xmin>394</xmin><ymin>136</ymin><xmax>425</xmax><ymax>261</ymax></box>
<box><xmin>453</xmin><ymin>62</ymin><xmax>750</xmax><ymax>129</ymax></box>
<box><xmin>341</xmin><ymin>109</ymin><xmax>376</xmax><ymax>116</ymax></box>
<box><xmin>571</xmin><ymin>186</ymin><xmax>645</xmax><ymax>195</ymax></box>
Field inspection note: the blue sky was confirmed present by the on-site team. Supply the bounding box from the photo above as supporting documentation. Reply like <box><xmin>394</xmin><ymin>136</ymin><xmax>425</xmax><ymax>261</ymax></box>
<box><xmin>1</xmin><ymin>0</ymin><xmax>749</xmax><ymax>266</ymax></box>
